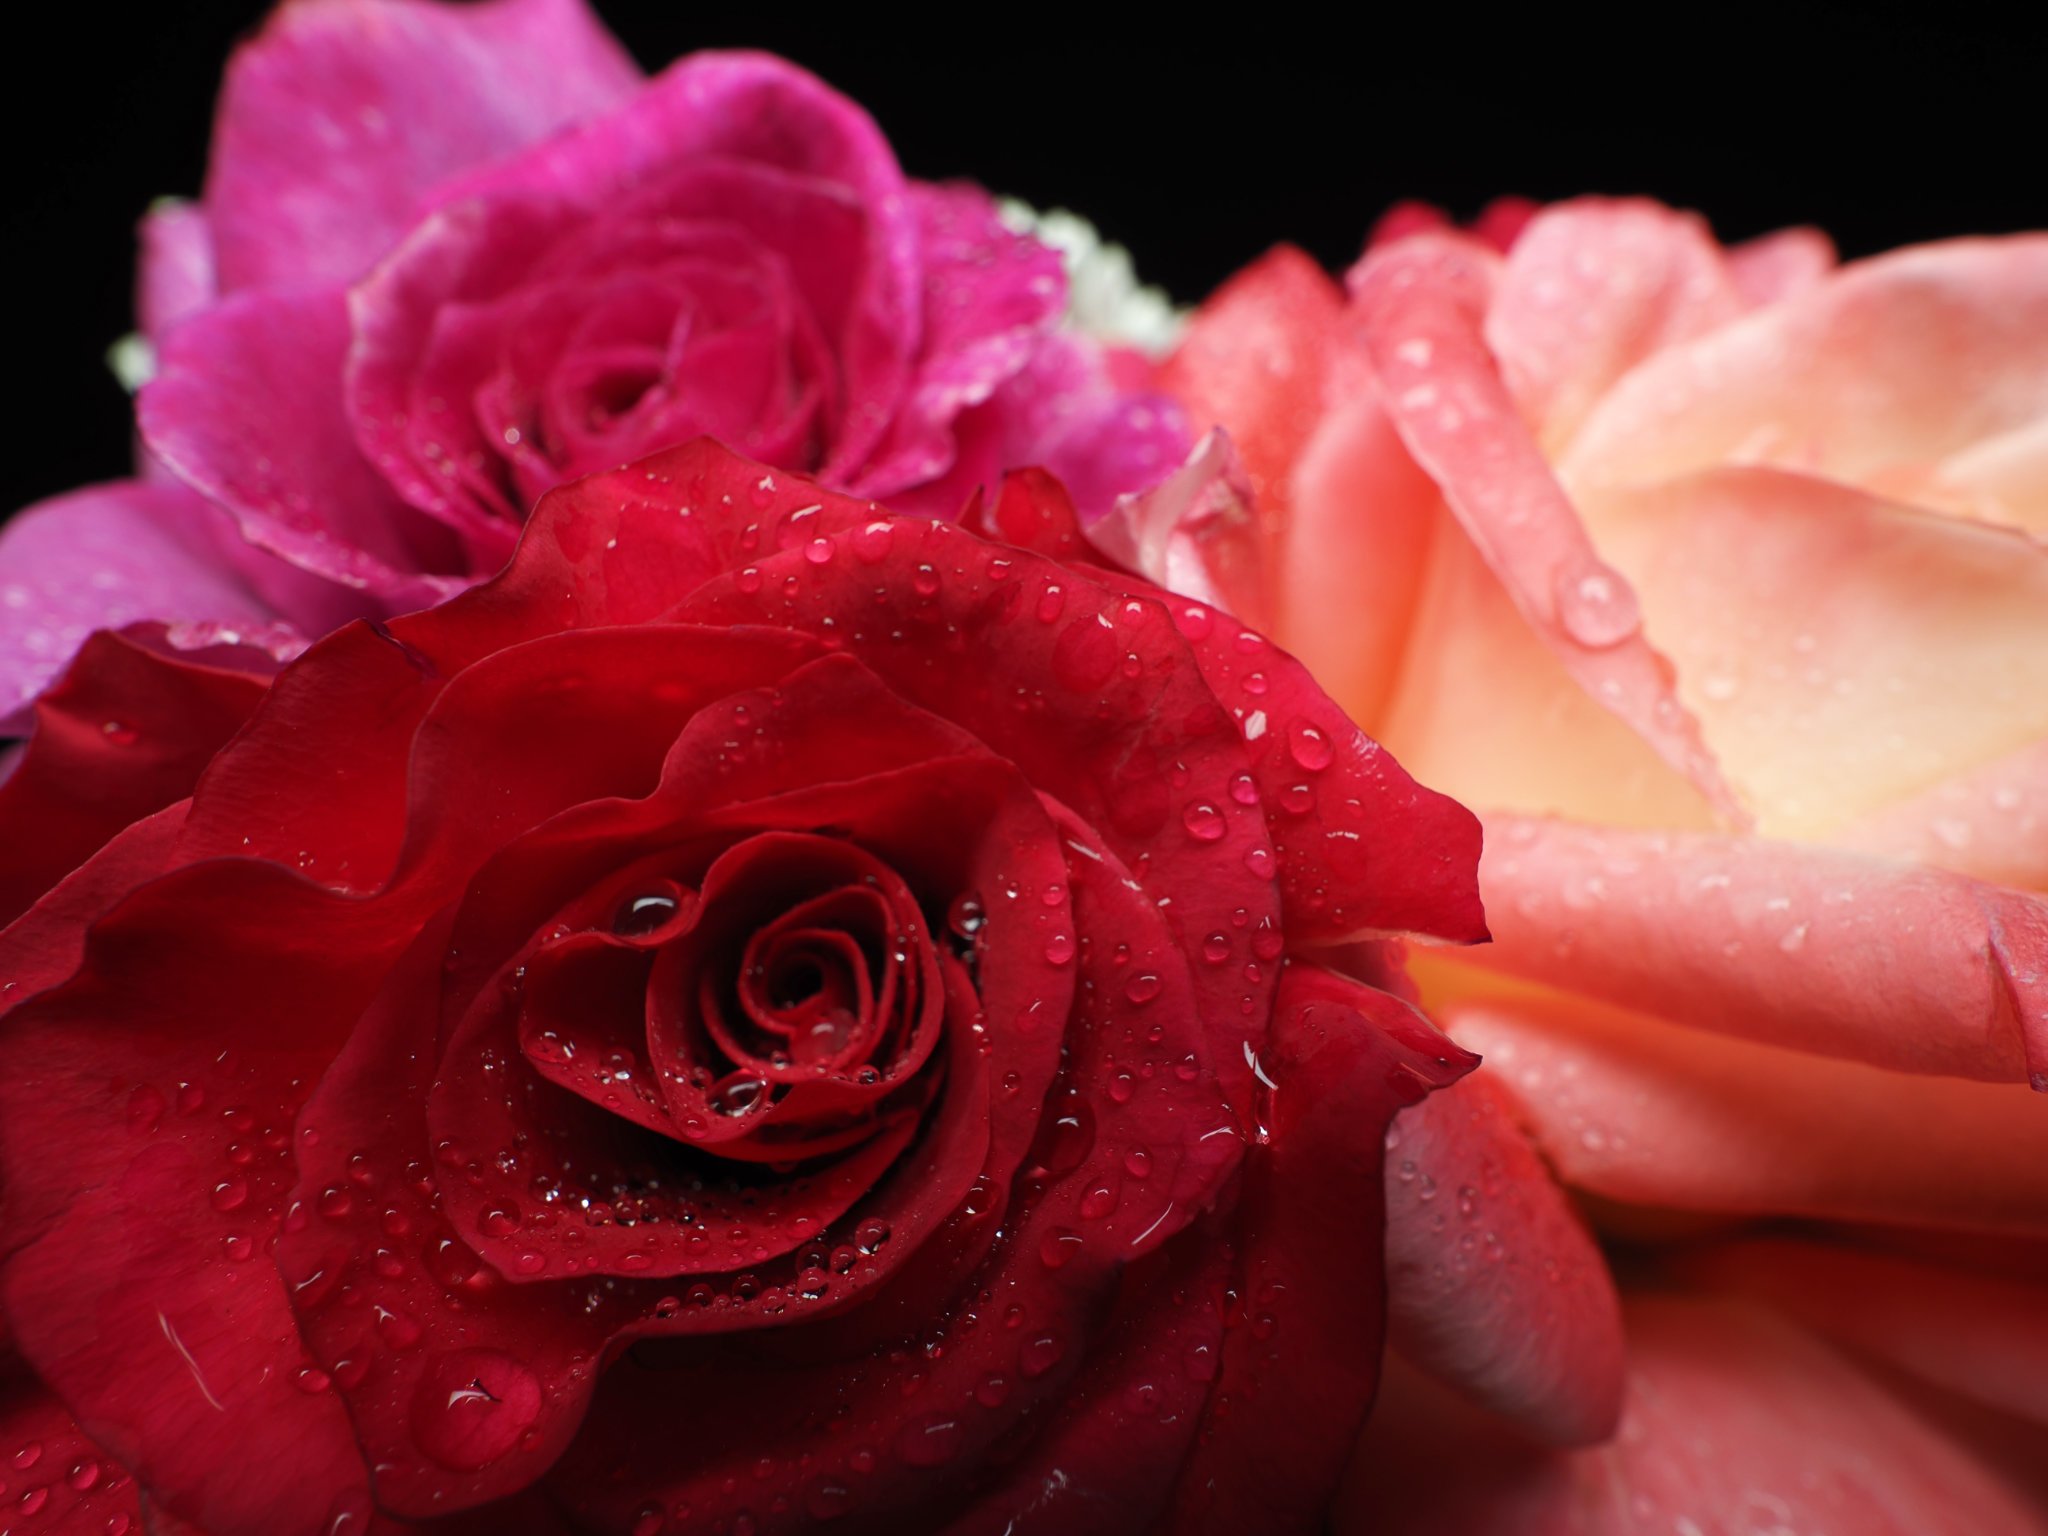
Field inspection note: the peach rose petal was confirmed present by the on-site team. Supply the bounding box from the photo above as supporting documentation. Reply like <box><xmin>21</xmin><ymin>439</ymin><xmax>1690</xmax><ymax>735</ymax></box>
<box><xmin>1724</xmin><ymin>224</ymin><xmax>1838</xmax><ymax>307</ymax></box>
<box><xmin>1276</xmin><ymin>391</ymin><xmax>1442</xmax><ymax>730</ymax></box>
<box><xmin>1384</xmin><ymin>1070</ymin><xmax>1625</xmax><ymax>1447</ymax></box>
<box><xmin>1373</xmin><ymin>519</ymin><xmax>1720</xmax><ymax>831</ymax></box>
<box><xmin>1349</xmin><ymin>236</ymin><xmax>1746</xmax><ymax>825</ymax></box>
<box><xmin>1915</xmin><ymin>414</ymin><xmax>2048</xmax><ymax>534</ymax></box>
<box><xmin>1443</xmin><ymin>994</ymin><xmax>2048</xmax><ymax>1233</ymax></box>
<box><xmin>1157</xmin><ymin>243</ymin><xmax>1345</xmax><ymax>541</ymax></box>
<box><xmin>1587</xmin><ymin>467</ymin><xmax>2048</xmax><ymax>840</ymax></box>
<box><xmin>1483</xmin><ymin>199</ymin><xmax>1748</xmax><ymax>451</ymax></box>
<box><xmin>1672</xmin><ymin>1237</ymin><xmax>2048</xmax><ymax>1427</ymax></box>
<box><xmin>1337</xmin><ymin>1297</ymin><xmax>2048</xmax><ymax>1536</ymax></box>
<box><xmin>1475</xmin><ymin>815</ymin><xmax>2048</xmax><ymax>1083</ymax></box>
<box><xmin>1838</xmin><ymin>738</ymin><xmax>2048</xmax><ymax>891</ymax></box>
<box><xmin>1559</xmin><ymin>235</ymin><xmax>2048</xmax><ymax>504</ymax></box>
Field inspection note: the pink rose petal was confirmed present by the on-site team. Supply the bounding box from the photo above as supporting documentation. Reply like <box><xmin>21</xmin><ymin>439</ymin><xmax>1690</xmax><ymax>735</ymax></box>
<box><xmin>1384</xmin><ymin>1070</ymin><xmax>1625</xmax><ymax>1446</ymax></box>
<box><xmin>1350</xmin><ymin>234</ymin><xmax>1747</xmax><ymax>824</ymax></box>
<box><xmin>1339</xmin><ymin>1296</ymin><xmax>2048</xmax><ymax>1536</ymax></box>
<box><xmin>1445</xmin><ymin>992</ymin><xmax>2048</xmax><ymax>1232</ymax></box>
<box><xmin>206</xmin><ymin>0</ymin><xmax>639</xmax><ymax>290</ymax></box>
<box><xmin>1560</xmin><ymin>235</ymin><xmax>2048</xmax><ymax>509</ymax></box>
<box><xmin>1673</xmin><ymin>1237</ymin><xmax>2048</xmax><ymax>1427</ymax></box>
<box><xmin>0</xmin><ymin>480</ymin><xmax>277</xmax><ymax>731</ymax></box>
<box><xmin>1476</xmin><ymin>814</ymin><xmax>2048</xmax><ymax>1082</ymax></box>
<box><xmin>140</xmin><ymin>288</ymin><xmax>466</xmax><ymax>622</ymax></box>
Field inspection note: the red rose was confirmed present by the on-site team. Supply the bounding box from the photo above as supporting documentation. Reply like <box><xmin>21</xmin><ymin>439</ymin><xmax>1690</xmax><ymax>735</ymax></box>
<box><xmin>0</xmin><ymin>440</ymin><xmax>1483</xmax><ymax>1534</ymax></box>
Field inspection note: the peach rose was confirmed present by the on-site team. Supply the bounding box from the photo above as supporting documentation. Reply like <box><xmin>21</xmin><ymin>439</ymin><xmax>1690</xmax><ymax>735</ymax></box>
<box><xmin>1151</xmin><ymin>198</ymin><xmax>2048</xmax><ymax>1531</ymax></box>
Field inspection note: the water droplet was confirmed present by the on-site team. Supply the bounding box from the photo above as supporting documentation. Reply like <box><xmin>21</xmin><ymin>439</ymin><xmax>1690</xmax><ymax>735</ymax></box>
<box><xmin>1124</xmin><ymin>973</ymin><xmax>1162</xmax><ymax>1006</ymax></box>
<box><xmin>1043</xmin><ymin>933</ymin><xmax>1076</xmax><ymax>966</ymax></box>
<box><xmin>1287</xmin><ymin>721</ymin><xmax>1334</xmax><ymax>771</ymax></box>
<box><xmin>1182</xmin><ymin>803</ymin><xmax>1227</xmax><ymax>842</ymax></box>
<box><xmin>1242</xmin><ymin>846</ymin><xmax>1276</xmax><ymax>880</ymax></box>
<box><xmin>1201</xmin><ymin>933</ymin><xmax>1231</xmax><ymax>964</ymax></box>
<box><xmin>614</xmin><ymin>890</ymin><xmax>680</xmax><ymax>936</ymax></box>
<box><xmin>210</xmin><ymin>1177</ymin><xmax>249</xmax><ymax>1212</ymax></box>
<box><xmin>1553</xmin><ymin>562</ymin><xmax>1641</xmax><ymax>648</ymax></box>
<box><xmin>803</xmin><ymin>1477</ymin><xmax>853</xmax><ymax>1520</ymax></box>
<box><xmin>804</xmin><ymin>537</ymin><xmax>835</xmax><ymax>565</ymax></box>
<box><xmin>711</xmin><ymin>1078</ymin><xmax>767</xmax><ymax>1117</ymax></box>
<box><xmin>912</xmin><ymin>564</ymin><xmax>941</xmax><ymax>597</ymax></box>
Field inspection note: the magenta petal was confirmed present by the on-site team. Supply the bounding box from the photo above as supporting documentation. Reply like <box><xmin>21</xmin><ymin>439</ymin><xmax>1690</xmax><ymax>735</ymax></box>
<box><xmin>0</xmin><ymin>479</ymin><xmax>278</xmax><ymax>730</ymax></box>
<box><xmin>206</xmin><ymin>0</ymin><xmax>639</xmax><ymax>290</ymax></box>
<box><xmin>996</xmin><ymin>334</ymin><xmax>1192</xmax><ymax>519</ymax></box>
<box><xmin>138</xmin><ymin>198</ymin><xmax>217</xmax><ymax>339</ymax></box>
<box><xmin>843</xmin><ymin>183</ymin><xmax>1064</xmax><ymax>496</ymax></box>
<box><xmin>439</xmin><ymin>50</ymin><xmax>923</xmax><ymax>465</ymax></box>
<box><xmin>139</xmin><ymin>289</ymin><xmax>468</xmax><ymax>621</ymax></box>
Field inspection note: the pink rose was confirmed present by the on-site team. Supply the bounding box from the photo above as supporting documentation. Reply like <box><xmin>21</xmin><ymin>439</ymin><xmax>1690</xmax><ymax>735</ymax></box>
<box><xmin>1157</xmin><ymin>197</ymin><xmax>2048</xmax><ymax>1529</ymax></box>
<box><xmin>0</xmin><ymin>0</ymin><xmax>1187</xmax><ymax>729</ymax></box>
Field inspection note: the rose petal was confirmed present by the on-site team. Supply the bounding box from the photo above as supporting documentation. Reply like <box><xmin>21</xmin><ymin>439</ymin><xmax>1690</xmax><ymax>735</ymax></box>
<box><xmin>936</xmin><ymin>1232</ymin><xmax>1234</xmax><ymax>1536</ymax></box>
<box><xmin>1442</xmin><ymin>991</ymin><xmax>2048</xmax><ymax>1232</ymax></box>
<box><xmin>544</xmin><ymin>815</ymin><xmax>1241</xmax><ymax>1534</ymax></box>
<box><xmin>975</xmin><ymin>467</ymin><xmax>1489</xmax><ymax>948</ymax></box>
<box><xmin>0</xmin><ymin>1360</ymin><xmax>143</xmax><ymax>1533</ymax></box>
<box><xmin>138</xmin><ymin>198</ymin><xmax>217</xmax><ymax>339</ymax></box>
<box><xmin>1725</xmin><ymin>224</ymin><xmax>1837</xmax><ymax>307</ymax></box>
<box><xmin>1560</xmin><ymin>234</ymin><xmax>2048</xmax><ymax>511</ymax></box>
<box><xmin>0</xmin><ymin>479</ymin><xmax>275</xmax><ymax>729</ymax></box>
<box><xmin>1384</xmin><ymin>1069</ymin><xmax>1625</xmax><ymax>1446</ymax></box>
<box><xmin>844</xmin><ymin>183</ymin><xmax>1065</xmax><ymax>497</ymax></box>
<box><xmin>139</xmin><ymin>290</ymin><xmax>465</xmax><ymax>619</ymax></box>
<box><xmin>1166</xmin><ymin>964</ymin><xmax>1475</xmax><ymax>1534</ymax></box>
<box><xmin>1088</xmin><ymin>428</ymin><xmax>1269</xmax><ymax>628</ymax></box>
<box><xmin>1838</xmin><ymin>738</ymin><xmax>2048</xmax><ymax>891</ymax></box>
<box><xmin>1158</xmin><ymin>242</ymin><xmax>1344</xmax><ymax>547</ymax></box>
<box><xmin>1276</xmin><ymin>387</ymin><xmax>1441</xmax><ymax>731</ymax></box>
<box><xmin>1350</xmin><ymin>234</ymin><xmax>1746</xmax><ymax>823</ymax></box>
<box><xmin>1338</xmin><ymin>1296</ymin><xmax>2048</xmax><ymax>1536</ymax></box>
<box><xmin>1586</xmin><ymin>467</ymin><xmax>2048</xmax><ymax>840</ymax></box>
<box><xmin>0</xmin><ymin>627</ymin><xmax>272</xmax><ymax>925</ymax></box>
<box><xmin>438</xmin><ymin>51</ymin><xmax>921</xmax><ymax>481</ymax></box>
<box><xmin>1475</xmin><ymin>815</ymin><xmax>2048</xmax><ymax>1082</ymax></box>
<box><xmin>1673</xmin><ymin>1237</ymin><xmax>2048</xmax><ymax>1427</ymax></box>
<box><xmin>0</xmin><ymin>863</ymin><xmax>424</xmax><ymax>1536</ymax></box>
<box><xmin>1484</xmin><ymin>198</ymin><xmax>1748</xmax><ymax>451</ymax></box>
<box><xmin>206</xmin><ymin>0</ymin><xmax>638</xmax><ymax>289</ymax></box>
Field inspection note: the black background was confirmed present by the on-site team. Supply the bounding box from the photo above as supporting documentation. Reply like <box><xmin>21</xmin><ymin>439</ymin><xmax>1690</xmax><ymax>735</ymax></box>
<box><xmin>10</xmin><ymin>1</ymin><xmax>2043</xmax><ymax>517</ymax></box>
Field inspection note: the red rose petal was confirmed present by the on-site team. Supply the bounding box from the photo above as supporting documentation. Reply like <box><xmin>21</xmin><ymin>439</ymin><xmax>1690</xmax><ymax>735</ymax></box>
<box><xmin>1165</xmin><ymin>963</ymin><xmax>1475</xmax><ymax>1534</ymax></box>
<box><xmin>0</xmin><ymin>1359</ymin><xmax>143</xmax><ymax>1536</ymax></box>
<box><xmin>0</xmin><ymin>626</ymin><xmax>270</xmax><ymax>925</ymax></box>
<box><xmin>0</xmin><ymin>863</ymin><xmax>419</xmax><ymax>1535</ymax></box>
<box><xmin>543</xmin><ymin>803</ymin><xmax>1241</xmax><ymax>1533</ymax></box>
<box><xmin>975</xmin><ymin>467</ymin><xmax>1487</xmax><ymax>947</ymax></box>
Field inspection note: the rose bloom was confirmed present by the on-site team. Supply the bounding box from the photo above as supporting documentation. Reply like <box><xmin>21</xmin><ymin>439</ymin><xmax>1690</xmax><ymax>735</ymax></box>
<box><xmin>0</xmin><ymin>0</ymin><xmax>1187</xmax><ymax>730</ymax></box>
<box><xmin>0</xmin><ymin>438</ymin><xmax>1487</xmax><ymax>1532</ymax></box>
<box><xmin>1159</xmin><ymin>197</ymin><xmax>2048</xmax><ymax>1530</ymax></box>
